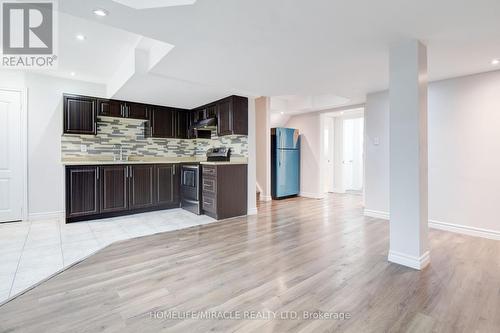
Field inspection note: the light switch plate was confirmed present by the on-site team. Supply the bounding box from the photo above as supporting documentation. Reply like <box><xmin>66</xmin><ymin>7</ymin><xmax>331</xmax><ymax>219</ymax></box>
<box><xmin>373</xmin><ymin>137</ymin><xmax>380</xmax><ymax>145</ymax></box>
<box><xmin>80</xmin><ymin>144</ymin><xmax>87</xmax><ymax>152</ymax></box>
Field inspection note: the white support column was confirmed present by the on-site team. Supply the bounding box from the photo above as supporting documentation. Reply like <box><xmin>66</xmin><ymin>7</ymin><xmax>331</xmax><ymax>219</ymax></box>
<box><xmin>388</xmin><ymin>40</ymin><xmax>429</xmax><ymax>270</ymax></box>
<box><xmin>247</xmin><ymin>97</ymin><xmax>258</xmax><ymax>215</ymax></box>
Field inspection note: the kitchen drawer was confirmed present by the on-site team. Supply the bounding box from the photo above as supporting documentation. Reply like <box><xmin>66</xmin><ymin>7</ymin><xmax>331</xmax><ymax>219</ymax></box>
<box><xmin>202</xmin><ymin>194</ymin><xmax>216</xmax><ymax>213</ymax></box>
<box><xmin>202</xmin><ymin>177</ymin><xmax>217</xmax><ymax>194</ymax></box>
<box><xmin>202</xmin><ymin>165</ymin><xmax>217</xmax><ymax>177</ymax></box>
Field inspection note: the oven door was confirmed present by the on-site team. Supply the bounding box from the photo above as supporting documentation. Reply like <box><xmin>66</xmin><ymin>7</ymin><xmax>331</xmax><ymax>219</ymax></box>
<box><xmin>181</xmin><ymin>165</ymin><xmax>200</xmax><ymax>201</ymax></box>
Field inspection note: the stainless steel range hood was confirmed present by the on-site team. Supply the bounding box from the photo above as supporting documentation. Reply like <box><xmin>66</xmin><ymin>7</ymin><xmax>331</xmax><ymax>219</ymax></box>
<box><xmin>192</xmin><ymin>117</ymin><xmax>217</xmax><ymax>130</ymax></box>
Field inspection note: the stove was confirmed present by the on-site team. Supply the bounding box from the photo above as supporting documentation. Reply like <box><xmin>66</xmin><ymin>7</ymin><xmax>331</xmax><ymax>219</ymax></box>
<box><xmin>206</xmin><ymin>147</ymin><xmax>231</xmax><ymax>162</ymax></box>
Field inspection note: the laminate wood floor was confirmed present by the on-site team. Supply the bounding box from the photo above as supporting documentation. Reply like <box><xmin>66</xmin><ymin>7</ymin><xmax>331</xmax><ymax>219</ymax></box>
<box><xmin>0</xmin><ymin>194</ymin><xmax>499</xmax><ymax>333</ymax></box>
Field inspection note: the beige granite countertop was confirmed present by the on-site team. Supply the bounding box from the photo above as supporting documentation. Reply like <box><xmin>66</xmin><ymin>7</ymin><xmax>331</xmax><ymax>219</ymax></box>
<box><xmin>62</xmin><ymin>156</ymin><xmax>247</xmax><ymax>166</ymax></box>
<box><xmin>199</xmin><ymin>161</ymin><xmax>247</xmax><ymax>165</ymax></box>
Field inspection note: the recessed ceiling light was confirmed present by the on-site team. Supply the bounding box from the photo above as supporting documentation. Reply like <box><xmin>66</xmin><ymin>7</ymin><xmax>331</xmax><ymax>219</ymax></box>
<box><xmin>492</xmin><ymin>59</ymin><xmax>500</xmax><ymax>66</ymax></box>
<box><xmin>70</xmin><ymin>72</ymin><xmax>76</xmax><ymax>77</ymax></box>
<box><xmin>93</xmin><ymin>8</ymin><xmax>108</xmax><ymax>17</ymax></box>
<box><xmin>75</xmin><ymin>34</ymin><xmax>86</xmax><ymax>41</ymax></box>
<box><xmin>280</xmin><ymin>112</ymin><xmax>284</xmax><ymax>115</ymax></box>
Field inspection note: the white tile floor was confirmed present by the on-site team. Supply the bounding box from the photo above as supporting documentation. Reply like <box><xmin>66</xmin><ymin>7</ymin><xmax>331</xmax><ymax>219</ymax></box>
<box><xmin>0</xmin><ymin>209</ymin><xmax>216</xmax><ymax>303</ymax></box>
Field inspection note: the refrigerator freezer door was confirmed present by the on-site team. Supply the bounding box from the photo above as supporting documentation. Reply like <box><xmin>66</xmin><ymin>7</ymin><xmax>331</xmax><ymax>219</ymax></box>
<box><xmin>275</xmin><ymin>149</ymin><xmax>300</xmax><ymax>197</ymax></box>
<box><xmin>276</xmin><ymin>128</ymin><xmax>300</xmax><ymax>149</ymax></box>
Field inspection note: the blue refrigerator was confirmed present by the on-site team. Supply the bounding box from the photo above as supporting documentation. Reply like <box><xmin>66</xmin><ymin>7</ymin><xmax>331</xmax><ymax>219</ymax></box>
<box><xmin>271</xmin><ymin>128</ymin><xmax>300</xmax><ymax>199</ymax></box>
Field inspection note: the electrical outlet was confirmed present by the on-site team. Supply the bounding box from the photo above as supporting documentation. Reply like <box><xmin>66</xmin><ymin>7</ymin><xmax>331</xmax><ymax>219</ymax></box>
<box><xmin>80</xmin><ymin>144</ymin><xmax>87</xmax><ymax>152</ymax></box>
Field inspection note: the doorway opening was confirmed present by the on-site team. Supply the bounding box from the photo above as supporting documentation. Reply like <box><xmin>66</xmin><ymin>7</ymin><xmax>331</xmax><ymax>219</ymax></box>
<box><xmin>323</xmin><ymin>108</ymin><xmax>364</xmax><ymax>195</ymax></box>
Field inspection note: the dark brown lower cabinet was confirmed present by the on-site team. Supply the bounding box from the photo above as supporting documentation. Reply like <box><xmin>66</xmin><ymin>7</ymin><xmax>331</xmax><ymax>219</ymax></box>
<box><xmin>129</xmin><ymin>165</ymin><xmax>155</xmax><ymax>209</ymax></box>
<box><xmin>66</xmin><ymin>163</ymin><xmax>181</xmax><ymax>223</ymax></box>
<box><xmin>100</xmin><ymin>166</ymin><xmax>128</xmax><ymax>213</ymax></box>
<box><xmin>66</xmin><ymin>166</ymin><xmax>100</xmax><ymax>219</ymax></box>
<box><xmin>155</xmin><ymin>164</ymin><xmax>180</xmax><ymax>207</ymax></box>
<box><xmin>202</xmin><ymin>164</ymin><xmax>247</xmax><ymax>220</ymax></box>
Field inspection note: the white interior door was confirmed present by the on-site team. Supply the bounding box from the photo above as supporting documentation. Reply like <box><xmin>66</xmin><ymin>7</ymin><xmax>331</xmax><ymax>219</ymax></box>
<box><xmin>0</xmin><ymin>90</ymin><xmax>23</xmax><ymax>223</ymax></box>
<box><xmin>343</xmin><ymin>119</ymin><xmax>355</xmax><ymax>190</ymax></box>
<box><xmin>342</xmin><ymin>117</ymin><xmax>364</xmax><ymax>191</ymax></box>
<box><xmin>324</xmin><ymin>118</ymin><xmax>335</xmax><ymax>193</ymax></box>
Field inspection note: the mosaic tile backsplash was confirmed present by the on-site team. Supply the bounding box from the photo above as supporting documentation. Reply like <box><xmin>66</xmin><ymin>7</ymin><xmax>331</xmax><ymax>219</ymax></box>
<box><xmin>61</xmin><ymin>117</ymin><xmax>248</xmax><ymax>159</ymax></box>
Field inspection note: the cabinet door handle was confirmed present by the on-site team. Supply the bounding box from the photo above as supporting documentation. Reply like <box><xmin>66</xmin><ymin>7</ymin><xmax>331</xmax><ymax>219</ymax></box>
<box><xmin>120</xmin><ymin>105</ymin><xmax>123</xmax><ymax>117</ymax></box>
<box><xmin>125</xmin><ymin>167</ymin><xmax>128</xmax><ymax>178</ymax></box>
<box><xmin>173</xmin><ymin>165</ymin><xmax>176</xmax><ymax>175</ymax></box>
<box><xmin>96</xmin><ymin>167</ymin><xmax>99</xmax><ymax>180</ymax></box>
<box><xmin>130</xmin><ymin>166</ymin><xmax>133</xmax><ymax>178</ymax></box>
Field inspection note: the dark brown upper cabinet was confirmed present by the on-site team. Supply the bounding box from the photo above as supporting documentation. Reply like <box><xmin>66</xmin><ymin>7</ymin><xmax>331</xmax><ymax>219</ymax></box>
<box><xmin>217</xmin><ymin>96</ymin><xmax>248</xmax><ymax>136</ymax></box>
<box><xmin>129</xmin><ymin>164</ymin><xmax>155</xmax><ymax>209</ymax></box>
<box><xmin>100</xmin><ymin>165</ymin><xmax>128</xmax><ymax>213</ymax></box>
<box><xmin>192</xmin><ymin>108</ymin><xmax>206</xmax><ymax>123</ymax></box>
<box><xmin>127</xmin><ymin>103</ymin><xmax>150</xmax><ymax>120</ymax></box>
<box><xmin>206</xmin><ymin>104</ymin><xmax>217</xmax><ymax>119</ymax></box>
<box><xmin>66</xmin><ymin>166</ymin><xmax>100</xmax><ymax>218</ymax></box>
<box><xmin>63</xmin><ymin>94</ymin><xmax>97</xmax><ymax>135</ymax></box>
<box><xmin>151</xmin><ymin>106</ymin><xmax>176</xmax><ymax>138</ymax></box>
<box><xmin>217</xmin><ymin>98</ymin><xmax>232</xmax><ymax>136</ymax></box>
<box><xmin>176</xmin><ymin>109</ymin><xmax>190</xmax><ymax>139</ymax></box>
<box><xmin>98</xmin><ymin>100</ymin><xmax>149</xmax><ymax>120</ymax></box>
<box><xmin>63</xmin><ymin>93</ymin><xmax>248</xmax><ymax>138</ymax></box>
<box><xmin>97</xmin><ymin>99</ymin><xmax>122</xmax><ymax>118</ymax></box>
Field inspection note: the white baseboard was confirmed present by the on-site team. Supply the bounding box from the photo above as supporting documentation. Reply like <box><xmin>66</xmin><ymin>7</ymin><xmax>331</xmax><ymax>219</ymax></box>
<box><xmin>364</xmin><ymin>209</ymin><xmax>389</xmax><ymax>220</ymax></box>
<box><xmin>429</xmin><ymin>219</ymin><xmax>500</xmax><ymax>241</ymax></box>
<box><xmin>259</xmin><ymin>195</ymin><xmax>272</xmax><ymax>202</ymax></box>
<box><xmin>388</xmin><ymin>250</ymin><xmax>430</xmax><ymax>270</ymax></box>
<box><xmin>247</xmin><ymin>207</ymin><xmax>258</xmax><ymax>215</ymax></box>
<box><xmin>299</xmin><ymin>192</ymin><xmax>325</xmax><ymax>199</ymax></box>
<box><xmin>364</xmin><ymin>209</ymin><xmax>500</xmax><ymax>241</ymax></box>
<box><xmin>29</xmin><ymin>211</ymin><xmax>64</xmax><ymax>222</ymax></box>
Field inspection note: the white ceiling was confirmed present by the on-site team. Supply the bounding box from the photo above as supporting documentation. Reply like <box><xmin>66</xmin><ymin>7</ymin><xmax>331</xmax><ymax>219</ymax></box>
<box><xmin>45</xmin><ymin>12</ymin><xmax>141</xmax><ymax>84</ymax></box>
<box><xmin>270</xmin><ymin>95</ymin><xmax>351</xmax><ymax>115</ymax></box>
<box><xmin>56</xmin><ymin>0</ymin><xmax>500</xmax><ymax>111</ymax></box>
<box><xmin>113</xmin><ymin>73</ymin><xmax>234</xmax><ymax>108</ymax></box>
<box><xmin>111</xmin><ymin>0</ymin><xmax>197</xmax><ymax>10</ymax></box>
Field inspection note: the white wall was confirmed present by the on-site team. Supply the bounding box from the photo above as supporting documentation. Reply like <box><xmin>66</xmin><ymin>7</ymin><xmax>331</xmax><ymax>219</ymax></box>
<box><xmin>285</xmin><ymin>113</ymin><xmax>324</xmax><ymax>198</ymax></box>
<box><xmin>270</xmin><ymin>113</ymin><xmax>290</xmax><ymax>128</ymax></box>
<box><xmin>247</xmin><ymin>98</ymin><xmax>258</xmax><ymax>214</ymax></box>
<box><xmin>0</xmin><ymin>71</ymin><xmax>106</xmax><ymax>218</ymax></box>
<box><xmin>365</xmin><ymin>70</ymin><xmax>500</xmax><ymax>237</ymax></box>
<box><xmin>255</xmin><ymin>97</ymin><xmax>271</xmax><ymax>200</ymax></box>
<box><xmin>364</xmin><ymin>91</ymin><xmax>390</xmax><ymax>214</ymax></box>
